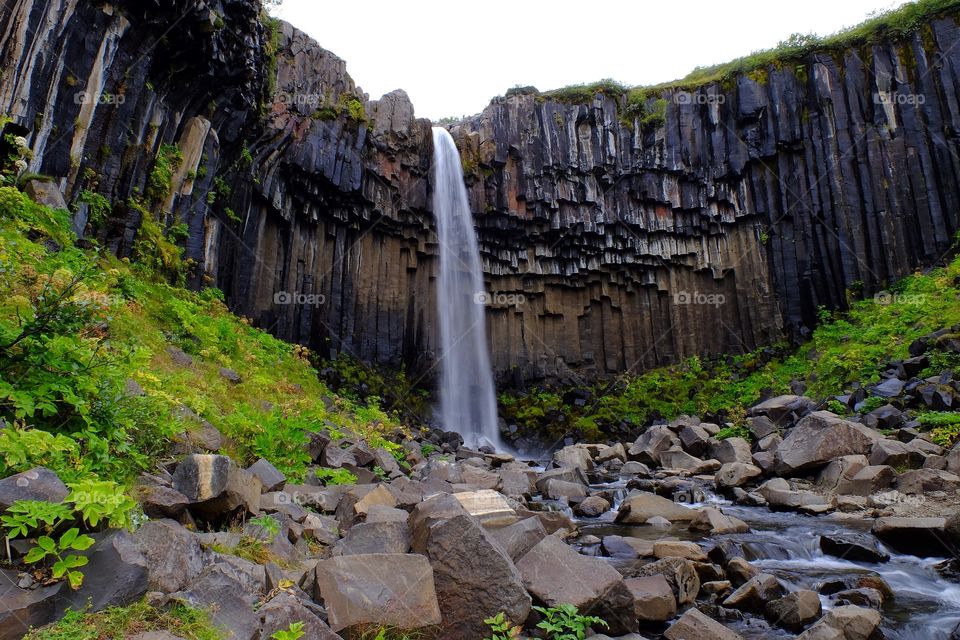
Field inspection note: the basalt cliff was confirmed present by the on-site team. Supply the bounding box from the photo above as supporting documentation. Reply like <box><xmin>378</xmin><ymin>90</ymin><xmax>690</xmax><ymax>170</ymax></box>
<box><xmin>3</xmin><ymin>0</ymin><xmax>960</xmax><ymax>383</ymax></box>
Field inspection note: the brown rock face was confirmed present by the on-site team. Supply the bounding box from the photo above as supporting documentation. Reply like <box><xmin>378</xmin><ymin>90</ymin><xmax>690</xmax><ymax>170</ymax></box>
<box><xmin>4</xmin><ymin>2</ymin><xmax>960</xmax><ymax>382</ymax></box>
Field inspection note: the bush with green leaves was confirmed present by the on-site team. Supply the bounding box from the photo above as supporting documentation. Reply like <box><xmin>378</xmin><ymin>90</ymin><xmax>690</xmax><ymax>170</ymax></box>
<box><xmin>533</xmin><ymin>604</ymin><xmax>607</xmax><ymax>640</ymax></box>
<box><xmin>917</xmin><ymin>411</ymin><xmax>960</xmax><ymax>447</ymax></box>
<box><xmin>483</xmin><ymin>611</ymin><xmax>521</xmax><ymax>640</ymax></box>
<box><xmin>270</xmin><ymin>622</ymin><xmax>305</xmax><ymax>640</ymax></box>
<box><xmin>24</xmin><ymin>527</ymin><xmax>95</xmax><ymax>589</ymax></box>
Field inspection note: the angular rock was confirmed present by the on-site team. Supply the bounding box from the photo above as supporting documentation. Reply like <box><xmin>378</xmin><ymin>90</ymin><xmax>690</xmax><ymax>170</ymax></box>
<box><xmin>133</xmin><ymin>484</ymin><xmax>190</xmax><ymax>519</ymax></box>
<box><xmin>716</xmin><ymin>462</ymin><xmax>762</xmax><ymax>488</ymax></box>
<box><xmin>653</xmin><ymin>540</ymin><xmax>708</xmax><ymax>561</ymax></box>
<box><xmin>664</xmin><ymin>608</ymin><xmax>743</xmax><ymax>640</ymax></box>
<box><xmin>659</xmin><ymin>449</ymin><xmax>707</xmax><ymax>471</ymax></box>
<box><xmin>575</xmin><ymin>495</ymin><xmax>611</xmax><ymax>517</ymax></box>
<box><xmin>615</xmin><ymin>491</ymin><xmax>696</xmax><ymax>524</ymax></box>
<box><xmin>0</xmin><ymin>568</ymin><xmax>61</xmax><ymax>640</ymax></box>
<box><xmin>765</xmin><ymin>589</ymin><xmax>822</xmax><ymax>631</ymax></box>
<box><xmin>630</xmin><ymin>557</ymin><xmax>700</xmax><ymax>605</ymax></box>
<box><xmin>542</xmin><ymin>477</ymin><xmax>589</xmax><ymax>499</ymax></box>
<box><xmin>628</xmin><ymin>426</ymin><xmax>679</xmax><ymax>465</ymax></box>
<box><xmin>133</xmin><ymin>519</ymin><xmax>206</xmax><ymax>593</ymax></box>
<box><xmin>174</xmin><ymin>564</ymin><xmax>261</xmax><ymax>640</ymax></box>
<box><xmin>600</xmin><ymin>535</ymin><xmax>654</xmax><ymax>559</ymax></box>
<box><xmin>710</xmin><ymin>438</ymin><xmax>753</xmax><ymax>465</ymax></box>
<box><xmin>488</xmin><ymin>516</ymin><xmax>547</xmax><ymax>561</ymax></box>
<box><xmin>334</xmin><ymin>521</ymin><xmax>410</xmax><ymax>555</ymax></box>
<box><xmin>258</xmin><ymin>591</ymin><xmax>340</xmax><ymax>640</ymax></box>
<box><xmin>517</xmin><ymin>535</ymin><xmax>636</xmax><ymax>633</ymax></box>
<box><xmin>796</xmin><ymin>605</ymin><xmax>881</xmax><ymax>640</ymax></box>
<box><xmin>679</xmin><ymin>424</ymin><xmax>711</xmax><ymax>456</ymax></box>
<box><xmin>721</xmin><ymin>573</ymin><xmax>784</xmax><ymax>612</ymax></box>
<box><xmin>453</xmin><ymin>489</ymin><xmax>517</xmax><ymax>525</ymax></box>
<box><xmin>314</xmin><ymin>554</ymin><xmax>442</xmax><ymax>632</ymax></box>
<box><xmin>897</xmin><ymin>468</ymin><xmax>960</xmax><ymax>494</ymax></box>
<box><xmin>872</xmin><ymin>517</ymin><xmax>951</xmax><ymax>556</ymax></box>
<box><xmin>625</xmin><ymin>575</ymin><xmax>676</xmax><ymax>622</ymax></box>
<box><xmin>820</xmin><ymin>533</ymin><xmax>889</xmax><ymax>563</ymax></box>
<box><xmin>172</xmin><ymin>454</ymin><xmax>261</xmax><ymax>518</ymax></box>
<box><xmin>689</xmin><ymin>507</ymin><xmax>750</xmax><ymax>534</ymax></box>
<box><xmin>248</xmin><ymin>458</ymin><xmax>286</xmax><ymax>493</ymax></box>
<box><xmin>776</xmin><ymin>412</ymin><xmax>881</xmax><ymax>475</ymax></box>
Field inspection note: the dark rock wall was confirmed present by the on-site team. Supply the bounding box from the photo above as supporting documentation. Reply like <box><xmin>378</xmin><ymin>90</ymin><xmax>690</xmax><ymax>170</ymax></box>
<box><xmin>2</xmin><ymin>0</ymin><xmax>959</xmax><ymax>383</ymax></box>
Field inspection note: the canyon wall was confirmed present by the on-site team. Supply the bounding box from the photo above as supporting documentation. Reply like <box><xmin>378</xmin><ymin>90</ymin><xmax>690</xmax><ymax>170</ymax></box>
<box><xmin>2</xmin><ymin>0</ymin><xmax>959</xmax><ymax>383</ymax></box>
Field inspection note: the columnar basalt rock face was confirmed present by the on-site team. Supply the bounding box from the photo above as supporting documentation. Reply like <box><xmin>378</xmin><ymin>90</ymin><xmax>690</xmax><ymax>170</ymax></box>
<box><xmin>2</xmin><ymin>0</ymin><xmax>960</xmax><ymax>383</ymax></box>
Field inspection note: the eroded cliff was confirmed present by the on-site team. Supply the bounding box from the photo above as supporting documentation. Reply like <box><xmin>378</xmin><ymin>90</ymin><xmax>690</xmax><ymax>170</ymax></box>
<box><xmin>2</xmin><ymin>0</ymin><xmax>959</xmax><ymax>384</ymax></box>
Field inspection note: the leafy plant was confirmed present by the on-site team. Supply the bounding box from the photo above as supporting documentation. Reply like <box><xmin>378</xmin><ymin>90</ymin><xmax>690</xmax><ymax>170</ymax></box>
<box><xmin>249</xmin><ymin>514</ymin><xmax>281</xmax><ymax>542</ymax></box>
<box><xmin>312</xmin><ymin>467</ymin><xmax>357</xmax><ymax>486</ymax></box>
<box><xmin>23</xmin><ymin>599</ymin><xmax>221</xmax><ymax>639</ymax></box>
<box><xmin>533</xmin><ymin>604</ymin><xmax>607</xmax><ymax>640</ymax></box>
<box><xmin>145</xmin><ymin>143</ymin><xmax>183</xmax><ymax>202</ymax></box>
<box><xmin>917</xmin><ymin>411</ymin><xmax>960</xmax><ymax>447</ymax></box>
<box><xmin>270</xmin><ymin>622</ymin><xmax>305</xmax><ymax>640</ymax></box>
<box><xmin>483</xmin><ymin>611</ymin><xmax>521</xmax><ymax>640</ymax></box>
<box><xmin>1</xmin><ymin>500</ymin><xmax>73</xmax><ymax>538</ymax></box>
<box><xmin>66</xmin><ymin>478</ymin><xmax>137</xmax><ymax>529</ymax></box>
<box><xmin>24</xmin><ymin>527</ymin><xmax>95</xmax><ymax>589</ymax></box>
<box><xmin>715</xmin><ymin>425</ymin><xmax>752</xmax><ymax>441</ymax></box>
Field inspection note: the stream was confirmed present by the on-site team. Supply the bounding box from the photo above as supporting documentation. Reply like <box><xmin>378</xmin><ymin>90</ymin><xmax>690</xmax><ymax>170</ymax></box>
<box><xmin>538</xmin><ymin>479</ymin><xmax>960</xmax><ymax>639</ymax></box>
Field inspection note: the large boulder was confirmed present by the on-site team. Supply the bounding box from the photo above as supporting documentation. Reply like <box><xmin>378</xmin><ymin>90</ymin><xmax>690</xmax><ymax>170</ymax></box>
<box><xmin>132</xmin><ymin>519</ymin><xmax>206</xmax><ymax>592</ymax></box>
<box><xmin>765</xmin><ymin>589</ymin><xmax>822</xmax><ymax>631</ymax></box>
<box><xmin>487</xmin><ymin>516</ymin><xmax>547</xmax><ymax>561</ymax></box>
<box><xmin>820</xmin><ymin>533</ymin><xmax>889</xmax><ymax>563</ymax></box>
<box><xmin>716</xmin><ymin>463</ymin><xmax>762</xmax><ymax>488</ymax></box>
<box><xmin>871</xmin><ymin>517</ymin><xmax>951</xmax><ymax>556</ymax></box>
<box><xmin>615</xmin><ymin>491</ymin><xmax>697</xmax><ymax>524</ymax></box>
<box><xmin>710</xmin><ymin>438</ymin><xmax>753</xmax><ymax>465</ymax></box>
<box><xmin>896</xmin><ymin>469</ymin><xmax>960</xmax><ymax>494</ymax></box>
<box><xmin>314</xmin><ymin>554</ymin><xmax>442</xmax><ymax>633</ymax></box>
<box><xmin>257</xmin><ymin>591</ymin><xmax>340</xmax><ymax>640</ymax></box>
<box><xmin>174</xmin><ymin>564</ymin><xmax>262</xmax><ymax>640</ymax></box>
<box><xmin>796</xmin><ymin>605</ymin><xmax>881</xmax><ymax>640</ymax></box>
<box><xmin>664</xmin><ymin>608</ymin><xmax>743</xmax><ymax>640</ymax></box>
<box><xmin>0</xmin><ymin>467</ymin><xmax>68</xmax><ymax>511</ymax></box>
<box><xmin>172</xmin><ymin>454</ymin><xmax>261</xmax><ymax>518</ymax></box>
<box><xmin>53</xmin><ymin>531</ymin><xmax>148</xmax><ymax>616</ymax></box>
<box><xmin>517</xmin><ymin>535</ymin><xmax>636</xmax><ymax>633</ymax></box>
<box><xmin>410</xmin><ymin>502</ymin><xmax>530</xmax><ymax>636</ymax></box>
<box><xmin>247</xmin><ymin>459</ymin><xmax>286</xmax><ymax>493</ymax></box>
<box><xmin>721</xmin><ymin>573</ymin><xmax>784</xmax><ymax>612</ymax></box>
<box><xmin>628</xmin><ymin>426</ymin><xmax>679</xmax><ymax>465</ymax></box>
<box><xmin>625</xmin><ymin>575</ymin><xmax>676</xmax><ymax>622</ymax></box>
<box><xmin>689</xmin><ymin>507</ymin><xmax>750</xmax><ymax>535</ymax></box>
<box><xmin>749</xmin><ymin>394</ymin><xmax>816</xmax><ymax>426</ymax></box>
<box><xmin>776</xmin><ymin>412</ymin><xmax>881</xmax><ymax>475</ymax></box>
<box><xmin>334</xmin><ymin>521</ymin><xmax>410</xmax><ymax>555</ymax></box>
<box><xmin>629</xmin><ymin>557</ymin><xmax>700</xmax><ymax>605</ymax></box>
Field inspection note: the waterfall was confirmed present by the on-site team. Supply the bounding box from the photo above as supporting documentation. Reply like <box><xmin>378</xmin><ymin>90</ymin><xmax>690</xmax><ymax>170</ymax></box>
<box><xmin>431</xmin><ymin>127</ymin><xmax>503</xmax><ymax>450</ymax></box>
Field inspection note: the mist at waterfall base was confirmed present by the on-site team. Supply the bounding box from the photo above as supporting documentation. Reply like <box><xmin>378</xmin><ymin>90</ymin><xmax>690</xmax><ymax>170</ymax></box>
<box><xmin>431</xmin><ymin>127</ymin><xmax>506</xmax><ymax>452</ymax></box>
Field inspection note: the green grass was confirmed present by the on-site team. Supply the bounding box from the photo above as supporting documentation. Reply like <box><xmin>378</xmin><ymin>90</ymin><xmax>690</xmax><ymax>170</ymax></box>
<box><xmin>501</xmin><ymin>251</ymin><xmax>960</xmax><ymax>438</ymax></box>
<box><xmin>24</xmin><ymin>600</ymin><xmax>221</xmax><ymax>640</ymax></box>
<box><xmin>0</xmin><ymin>185</ymin><xmax>409</xmax><ymax>491</ymax></box>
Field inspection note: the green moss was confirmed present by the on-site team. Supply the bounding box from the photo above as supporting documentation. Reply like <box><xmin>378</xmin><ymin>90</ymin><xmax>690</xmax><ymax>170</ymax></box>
<box><xmin>542</xmin><ymin>78</ymin><xmax>627</xmax><ymax>105</ymax></box>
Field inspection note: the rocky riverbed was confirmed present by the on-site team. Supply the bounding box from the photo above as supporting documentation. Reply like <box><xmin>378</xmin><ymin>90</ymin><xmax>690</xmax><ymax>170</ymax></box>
<box><xmin>2</xmin><ymin>381</ymin><xmax>959</xmax><ymax>639</ymax></box>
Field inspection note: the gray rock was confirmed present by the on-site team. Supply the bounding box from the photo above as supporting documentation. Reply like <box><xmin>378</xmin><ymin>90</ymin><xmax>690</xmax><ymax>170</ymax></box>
<box><xmin>721</xmin><ymin>573</ymin><xmax>784</xmax><ymax>612</ymax></box>
<box><xmin>257</xmin><ymin>591</ymin><xmax>340</xmax><ymax>640</ymax></box>
<box><xmin>765</xmin><ymin>589</ymin><xmax>822</xmax><ymax>631</ymax></box>
<box><xmin>795</xmin><ymin>605</ymin><xmax>881</xmax><ymax>640</ymax></box>
<box><xmin>820</xmin><ymin>533</ymin><xmax>889</xmax><ymax>563</ymax></box>
<box><xmin>628</xmin><ymin>426</ymin><xmax>679</xmax><ymax>465</ymax></box>
<box><xmin>0</xmin><ymin>568</ymin><xmax>61</xmax><ymax>640</ymax></box>
<box><xmin>248</xmin><ymin>458</ymin><xmax>286</xmax><ymax>492</ymax></box>
<box><xmin>776</xmin><ymin>412</ymin><xmax>881</xmax><ymax>475</ymax></box>
<box><xmin>133</xmin><ymin>519</ymin><xmax>206</xmax><ymax>593</ymax></box>
<box><xmin>710</xmin><ymin>438</ymin><xmax>753</xmax><ymax>465</ymax></box>
<box><xmin>715</xmin><ymin>462</ymin><xmax>762</xmax><ymax>488</ymax></box>
<box><xmin>625</xmin><ymin>574</ymin><xmax>676</xmax><ymax>622</ymax></box>
<box><xmin>575</xmin><ymin>495</ymin><xmax>611</xmax><ymax>517</ymax></box>
<box><xmin>629</xmin><ymin>557</ymin><xmax>700</xmax><ymax>605</ymax></box>
<box><xmin>872</xmin><ymin>517</ymin><xmax>951</xmax><ymax>556</ymax></box>
<box><xmin>664</xmin><ymin>608</ymin><xmax>743</xmax><ymax>640</ymax></box>
<box><xmin>133</xmin><ymin>484</ymin><xmax>190</xmax><ymax>519</ymax></box>
<box><xmin>615</xmin><ymin>491</ymin><xmax>697</xmax><ymax>524</ymax></box>
<box><xmin>174</xmin><ymin>564</ymin><xmax>261</xmax><ymax>640</ymax></box>
<box><xmin>54</xmin><ymin>531</ymin><xmax>149</xmax><ymax>616</ymax></box>
<box><xmin>334</xmin><ymin>521</ymin><xmax>410</xmax><ymax>555</ymax></box>
<box><xmin>172</xmin><ymin>454</ymin><xmax>262</xmax><ymax>518</ymax></box>
<box><xmin>0</xmin><ymin>467</ymin><xmax>68</xmax><ymax>511</ymax></box>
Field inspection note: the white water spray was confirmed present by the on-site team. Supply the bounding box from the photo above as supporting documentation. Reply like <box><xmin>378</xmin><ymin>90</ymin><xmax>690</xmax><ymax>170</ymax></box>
<box><xmin>431</xmin><ymin>127</ymin><xmax>503</xmax><ymax>450</ymax></box>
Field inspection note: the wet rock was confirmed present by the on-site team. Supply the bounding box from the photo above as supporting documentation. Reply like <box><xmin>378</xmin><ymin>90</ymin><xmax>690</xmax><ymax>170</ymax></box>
<box><xmin>553</xmin><ymin>444</ymin><xmax>595</xmax><ymax>471</ymax></box>
<box><xmin>541</xmin><ymin>477</ymin><xmax>589</xmax><ymax>499</ymax></box>
<box><xmin>776</xmin><ymin>412</ymin><xmax>881</xmax><ymax>475</ymax></box>
<box><xmin>834</xmin><ymin>587</ymin><xmax>884</xmax><ymax>609</ymax></box>
<box><xmin>716</xmin><ymin>463</ymin><xmax>763</xmax><ymax>488</ymax></box>
<box><xmin>820</xmin><ymin>533</ymin><xmax>889</xmax><ymax>563</ymax></box>
<box><xmin>707</xmin><ymin>540</ymin><xmax>745</xmax><ymax>566</ymax></box>
<box><xmin>722</xmin><ymin>573</ymin><xmax>784</xmax><ymax>613</ymax></box>
<box><xmin>315</xmin><ymin>554</ymin><xmax>441</xmax><ymax>633</ymax></box>
<box><xmin>575</xmin><ymin>495</ymin><xmax>611</xmax><ymax>517</ymax></box>
<box><xmin>765</xmin><ymin>589</ymin><xmax>822</xmax><ymax>631</ymax></box>
<box><xmin>247</xmin><ymin>459</ymin><xmax>286</xmax><ymax>492</ymax></box>
<box><xmin>0</xmin><ymin>467</ymin><xmax>68</xmax><ymax>511</ymax></box>
<box><xmin>601</xmin><ymin>535</ymin><xmax>654</xmax><ymax>559</ymax></box>
<box><xmin>517</xmin><ymin>535</ymin><xmax>636</xmax><ymax>633</ymax></box>
<box><xmin>726</xmin><ymin>557</ymin><xmax>759</xmax><ymax>586</ymax></box>
<box><xmin>689</xmin><ymin>507</ymin><xmax>750</xmax><ymax>534</ymax></box>
<box><xmin>872</xmin><ymin>517</ymin><xmax>951</xmax><ymax>556</ymax></box>
<box><xmin>615</xmin><ymin>491</ymin><xmax>697</xmax><ymax>524</ymax></box>
<box><xmin>625</xmin><ymin>575</ymin><xmax>676</xmax><ymax>622</ymax></box>
<box><xmin>620</xmin><ymin>461</ymin><xmax>651</xmax><ymax>477</ymax></box>
<box><xmin>453</xmin><ymin>489</ymin><xmax>517</xmax><ymax>525</ymax></box>
<box><xmin>795</xmin><ymin>605</ymin><xmax>881</xmax><ymax>640</ymax></box>
<box><xmin>664</xmin><ymin>608</ymin><xmax>743</xmax><ymax>640</ymax></box>
<box><xmin>758</xmin><ymin>478</ymin><xmax>835</xmax><ymax>512</ymax></box>
<box><xmin>653</xmin><ymin>540</ymin><xmax>708</xmax><ymax>561</ymax></box>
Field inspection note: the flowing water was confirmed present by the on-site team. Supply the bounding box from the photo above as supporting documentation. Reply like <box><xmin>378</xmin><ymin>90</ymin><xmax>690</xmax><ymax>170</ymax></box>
<box><xmin>567</xmin><ymin>480</ymin><xmax>960</xmax><ymax>639</ymax></box>
<box><xmin>431</xmin><ymin>127</ymin><xmax>502</xmax><ymax>450</ymax></box>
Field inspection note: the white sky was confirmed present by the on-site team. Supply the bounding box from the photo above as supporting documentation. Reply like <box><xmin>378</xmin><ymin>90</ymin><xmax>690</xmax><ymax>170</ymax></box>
<box><xmin>273</xmin><ymin>0</ymin><xmax>908</xmax><ymax>120</ymax></box>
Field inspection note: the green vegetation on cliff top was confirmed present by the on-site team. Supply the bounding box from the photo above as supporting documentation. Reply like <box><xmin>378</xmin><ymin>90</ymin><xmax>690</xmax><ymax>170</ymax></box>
<box><xmin>530</xmin><ymin>0</ymin><xmax>960</xmax><ymax>106</ymax></box>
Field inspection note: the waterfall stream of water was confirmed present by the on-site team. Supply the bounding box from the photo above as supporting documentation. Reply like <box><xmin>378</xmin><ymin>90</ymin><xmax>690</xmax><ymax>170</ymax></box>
<box><xmin>432</xmin><ymin>127</ymin><xmax>503</xmax><ymax>450</ymax></box>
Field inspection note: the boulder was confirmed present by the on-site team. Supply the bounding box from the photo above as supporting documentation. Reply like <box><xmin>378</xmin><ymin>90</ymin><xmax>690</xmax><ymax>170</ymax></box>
<box><xmin>625</xmin><ymin>575</ymin><xmax>676</xmax><ymax>622</ymax></box>
<box><xmin>600</xmin><ymin>535</ymin><xmax>654</xmax><ymax>559</ymax></box>
<box><xmin>575</xmin><ymin>495</ymin><xmax>611</xmax><ymax>517</ymax></box>
<box><xmin>541</xmin><ymin>478</ymin><xmax>589</xmax><ymax>499</ymax></box>
<box><xmin>658</xmin><ymin>449</ymin><xmax>709</xmax><ymax>471</ymax></box>
<box><xmin>411</xmin><ymin>506</ymin><xmax>530</xmax><ymax>636</ymax></box>
<box><xmin>247</xmin><ymin>459</ymin><xmax>286</xmax><ymax>492</ymax></box>
<box><xmin>819</xmin><ymin>533</ymin><xmax>889</xmax><ymax>563</ymax></box>
<box><xmin>0</xmin><ymin>467</ymin><xmax>68</xmax><ymax>511</ymax></box>
<box><xmin>615</xmin><ymin>491</ymin><xmax>697</xmax><ymax>524</ymax></box>
<box><xmin>747</xmin><ymin>415</ymin><xmax>780</xmax><ymax>440</ymax></box>
<box><xmin>765</xmin><ymin>589</ymin><xmax>822</xmax><ymax>631</ymax></box>
<box><xmin>517</xmin><ymin>535</ymin><xmax>636</xmax><ymax>633</ymax></box>
<box><xmin>595</xmin><ymin>443</ymin><xmax>627</xmax><ymax>463</ymax></box>
<box><xmin>364</xmin><ymin>504</ymin><xmax>409</xmax><ymax>523</ymax></box>
<box><xmin>796</xmin><ymin>605</ymin><xmax>881</xmax><ymax>640</ymax></box>
<box><xmin>53</xmin><ymin>531</ymin><xmax>148</xmax><ymax>616</ymax></box>
<box><xmin>535</xmin><ymin>466</ymin><xmax>588</xmax><ymax>493</ymax></box>
<box><xmin>897</xmin><ymin>469</ymin><xmax>960</xmax><ymax>494</ymax></box>
<box><xmin>488</xmin><ymin>516</ymin><xmax>547</xmax><ymax>561</ymax></box>
<box><xmin>0</xmin><ymin>569</ymin><xmax>61</xmax><ymax>640</ymax></box>
<box><xmin>869</xmin><ymin>439</ymin><xmax>919</xmax><ymax>467</ymax></box>
<box><xmin>553</xmin><ymin>444</ymin><xmax>595</xmax><ymax>471</ymax></box>
<box><xmin>776</xmin><ymin>412</ymin><xmax>881</xmax><ymax>475</ymax></box>
<box><xmin>174</xmin><ymin>564</ymin><xmax>262</xmax><ymax>640</ymax></box>
<box><xmin>314</xmin><ymin>554</ymin><xmax>442</xmax><ymax>632</ymax></box>
<box><xmin>709</xmin><ymin>438</ymin><xmax>753</xmax><ymax>465</ymax></box>
<box><xmin>716</xmin><ymin>463</ymin><xmax>762</xmax><ymax>488</ymax></box>
<box><xmin>689</xmin><ymin>507</ymin><xmax>750</xmax><ymax>534</ymax></box>
<box><xmin>133</xmin><ymin>484</ymin><xmax>190</xmax><ymax>519</ymax></box>
<box><xmin>132</xmin><ymin>519</ymin><xmax>206</xmax><ymax>593</ymax></box>
<box><xmin>453</xmin><ymin>489</ymin><xmax>517</xmax><ymax>525</ymax></box>
<box><xmin>727</xmin><ymin>557</ymin><xmax>759</xmax><ymax>586</ymax></box>
<box><xmin>758</xmin><ymin>478</ymin><xmax>835</xmax><ymax>512</ymax></box>
<box><xmin>653</xmin><ymin>540</ymin><xmax>708</xmax><ymax>561</ymax></box>
<box><xmin>664</xmin><ymin>608</ymin><xmax>743</xmax><ymax>640</ymax></box>
<box><xmin>257</xmin><ymin>591</ymin><xmax>340</xmax><ymax>640</ymax></box>
<box><xmin>679</xmin><ymin>424</ymin><xmax>711</xmax><ymax>456</ymax></box>
<box><xmin>628</xmin><ymin>426</ymin><xmax>679</xmax><ymax>465</ymax></box>
<box><xmin>172</xmin><ymin>454</ymin><xmax>261</xmax><ymax>518</ymax></box>
<box><xmin>834</xmin><ymin>587</ymin><xmax>885</xmax><ymax>609</ymax></box>
<box><xmin>749</xmin><ymin>394</ymin><xmax>815</xmax><ymax>426</ymax></box>
<box><xmin>721</xmin><ymin>573</ymin><xmax>784</xmax><ymax>612</ymax></box>
<box><xmin>301</xmin><ymin>513</ymin><xmax>341</xmax><ymax>545</ymax></box>
<box><xmin>835</xmin><ymin>465</ymin><xmax>896</xmax><ymax>496</ymax></box>
<box><xmin>629</xmin><ymin>557</ymin><xmax>700</xmax><ymax>604</ymax></box>
<box><xmin>334</xmin><ymin>521</ymin><xmax>410</xmax><ymax>555</ymax></box>
<box><xmin>872</xmin><ymin>517</ymin><xmax>951</xmax><ymax>556</ymax></box>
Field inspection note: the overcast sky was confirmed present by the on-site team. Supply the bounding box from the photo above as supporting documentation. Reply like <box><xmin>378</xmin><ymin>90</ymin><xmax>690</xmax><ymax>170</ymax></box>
<box><xmin>272</xmin><ymin>0</ymin><xmax>908</xmax><ymax>120</ymax></box>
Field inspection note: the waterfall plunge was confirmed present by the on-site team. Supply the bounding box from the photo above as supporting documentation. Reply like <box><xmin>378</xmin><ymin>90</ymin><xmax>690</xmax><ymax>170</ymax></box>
<box><xmin>431</xmin><ymin>127</ymin><xmax>503</xmax><ymax>450</ymax></box>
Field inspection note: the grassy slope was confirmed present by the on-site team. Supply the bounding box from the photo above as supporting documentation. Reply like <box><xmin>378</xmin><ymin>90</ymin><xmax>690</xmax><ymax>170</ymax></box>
<box><xmin>0</xmin><ymin>186</ymin><xmax>406</xmax><ymax>488</ymax></box>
